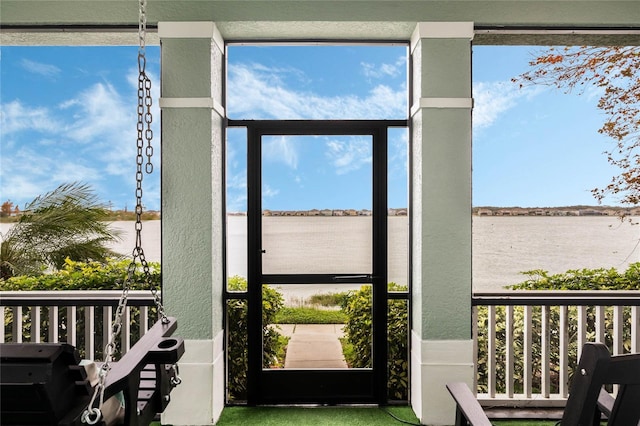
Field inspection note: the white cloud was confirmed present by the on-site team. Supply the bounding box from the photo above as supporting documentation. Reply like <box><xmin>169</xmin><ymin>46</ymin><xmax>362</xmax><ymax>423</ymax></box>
<box><xmin>0</xmin><ymin>173</ymin><xmax>43</xmax><ymax>207</ymax></box>
<box><xmin>472</xmin><ymin>81</ymin><xmax>541</xmax><ymax>130</ymax></box>
<box><xmin>262</xmin><ymin>183</ymin><xmax>279</xmax><ymax>198</ymax></box>
<box><xmin>583</xmin><ymin>83</ymin><xmax>605</xmax><ymax>102</ymax></box>
<box><xmin>227</xmin><ymin>63</ymin><xmax>406</xmax><ymax>120</ymax></box>
<box><xmin>0</xmin><ymin>100</ymin><xmax>60</xmax><ymax>135</ymax></box>
<box><xmin>64</xmin><ymin>82</ymin><xmax>129</xmax><ymax>142</ymax></box>
<box><xmin>388</xmin><ymin>130</ymin><xmax>408</xmax><ymax>178</ymax></box>
<box><xmin>227</xmin><ymin>193</ymin><xmax>247</xmax><ymax>213</ymax></box>
<box><xmin>20</xmin><ymin>59</ymin><xmax>61</xmax><ymax>78</ymax></box>
<box><xmin>325</xmin><ymin>137</ymin><xmax>372</xmax><ymax>175</ymax></box>
<box><xmin>227</xmin><ymin>169</ymin><xmax>247</xmax><ymax>191</ymax></box>
<box><xmin>263</xmin><ymin>136</ymin><xmax>299</xmax><ymax>169</ymax></box>
<box><xmin>50</xmin><ymin>161</ymin><xmax>102</xmax><ymax>183</ymax></box>
<box><xmin>1</xmin><ymin>147</ymin><xmax>67</xmax><ymax>203</ymax></box>
<box><xmin>361</xmin><ymin>55</ymin><xmax>406</xmax><ymax>80</ymax></box>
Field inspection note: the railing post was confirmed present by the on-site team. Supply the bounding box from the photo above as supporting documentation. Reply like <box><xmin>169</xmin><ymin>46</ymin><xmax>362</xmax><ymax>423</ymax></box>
<box><xmin>140</xmin><ymin>306</ymin><xmax>149</xmax><ymax>335</ymax></box>
<box><xmin>523</xmin><ymin>305</ymin><xmax>532</xmax><ymax>398</ymax></box>
<box><xmin>488</xmin><ymin>305</ymin><xmax>496</xmax><ymax>398</ymax></box>
<box><xmin>85</xmin><ymin>306</ymin><xmax>95</xmax><ymax>360</ymax></box>
<box><xmin>121</xmin><ymin>306</ymin><xmax>131</xmax><ymax>353</ymax></box>
<box><xmin>505</xmin><ymin>305</ymin><xmax>514</xmax><ymax>398</ymax></box>
<box><xmin>613</xmin><ymin>306</ymin><xmax>624</xmax><ymax>355</ymax></box>
<box><xmin>541</xmin><ymin>306</ymin><xmax>550</xmax><ymax>398</ymax></box>
<box><xmin>577</xmin><ymin>306</ymin><xmax>587</xmax><ymax>361</ymax></box>
<box><xmin>595</xmin><ymin>306</ymin><xmax>605</xmax><ymax>343</ymax></box>
<box><xmin>559</xmin><ymin>306</ymin><xmax>568</xmax><ymax>398</ymax></box>
<box><xmin>48</xmin><ymin>306</ymin><xmax>58</xmax><ymax>343</ymax></box>
<box><xmin>33</xmin><ymin>306</ymin><xmax>41</xmax><ymax>343</ymax></box>
<box><xmin>0</xmin><ymin>306</ymin><xmax>4</xmax><ymax>342</ymax></box>
<box><xmin>13</xmin><ymin>306</ymin><xmax>23</xmax><ymax>343</ymax></box>
<box><xmin>633</xmin><ymin>306</ymin><xmax>639</xmax><ymax>353</ymax></box>
<box><xmin>103</xmin><ymin>305</ymin><xmax>112</xmax><ymax>359</ymax></box>
<box><xmin>472</xmin><ymin>306</ymin><xmax>479</xmax><ymax>393</ymax></box>
<box><xmin>68</xmin><ymin>306</ymin><xmax>77</xmax><ymax>346</ymax></box>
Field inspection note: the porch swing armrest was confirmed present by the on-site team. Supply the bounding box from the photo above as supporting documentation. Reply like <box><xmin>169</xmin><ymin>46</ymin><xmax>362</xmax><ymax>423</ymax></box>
<box><xmin>446</xmin><ymin>382</ymin><xmax>493</xmax><ymax>426</ymax></box>
<box><xmin>597</xmin><ymin>388</ymin><xmax>614</xmax><ymax>418</ymax></box>
<box><xmin>100</xmin><ymin>316</ymin><xmax>184</xmax><ymax>406</ymax></box>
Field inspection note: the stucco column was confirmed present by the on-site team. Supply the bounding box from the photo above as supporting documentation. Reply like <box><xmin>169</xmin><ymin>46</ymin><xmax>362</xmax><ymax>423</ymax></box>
<box><xmin>158</xmin><ymin>22</ymin><xmax>225</xmax><ymax>425</ymax></box>
<box><xmin>410</xmin><ymin>22</ymin><xmax>475</xmax><ymax>425</ymax></box>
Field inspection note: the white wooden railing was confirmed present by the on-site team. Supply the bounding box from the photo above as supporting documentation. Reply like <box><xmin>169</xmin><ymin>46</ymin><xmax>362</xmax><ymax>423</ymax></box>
<box><xmin>0</xmin><ymin>290</ymin><xmax>158</xmax><ymax>360</ymax></box>
<box><xmin>473</xmin><ymin>291</ymin><xmax>640</xmax><ymax>407</ymax></box>
<box><xmin>2</xmin><ymin>290</ymin><xmax>639</xmax><ymax>408</ymax></box>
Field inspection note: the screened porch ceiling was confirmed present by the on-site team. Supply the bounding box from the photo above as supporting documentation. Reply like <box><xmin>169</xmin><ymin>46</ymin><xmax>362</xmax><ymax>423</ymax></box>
<box><xmin>2</xmin><ymin>0</ymin><xmax>640</xmax><ymax>46</ymax></box>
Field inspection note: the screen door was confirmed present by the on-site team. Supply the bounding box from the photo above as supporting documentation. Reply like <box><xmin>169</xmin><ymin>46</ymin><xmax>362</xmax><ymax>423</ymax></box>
<box><xmin>238</xmin><ymin>120</ymin><xmax>401</xmax><ymax>405</ymax></box>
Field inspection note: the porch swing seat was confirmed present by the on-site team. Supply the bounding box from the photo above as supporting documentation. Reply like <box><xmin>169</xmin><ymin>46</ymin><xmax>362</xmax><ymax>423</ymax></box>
<box><xmin>0</xmin><ymin>316</ymin><xmax>184</xmax><ymax>426</ymax></box>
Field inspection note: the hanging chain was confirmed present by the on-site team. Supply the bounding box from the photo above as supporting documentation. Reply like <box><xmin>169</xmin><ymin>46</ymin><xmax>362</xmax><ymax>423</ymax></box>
<box><xmin>134</xmin><ymin>0</ymin><xmax>166</xmax><ymax>322</ymax></box>
<box><xmin>82</xmin><ymin>1</ymin><xmax>169</xmax><ymax>423</ymax></box>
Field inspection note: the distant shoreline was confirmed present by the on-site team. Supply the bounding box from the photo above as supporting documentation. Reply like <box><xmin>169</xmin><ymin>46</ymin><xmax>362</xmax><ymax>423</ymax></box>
<box><xmin>231</xmin><ymin>205</ymin><xmax>638</xmax><ymax>217</ymax></box>
<box><xmin>2</xmin><ymin>205</ymin><xmax>636</xmax><ymax>223</ymax></box>
<box><xmin>0</xmin><ymin>210</ymin><xmax>161</xmax><ymax>223</ymax></box>
<box><xmin>473</xmin><ymin>205</ymin><xmax>638</xmax><ymax>217</ymax></box>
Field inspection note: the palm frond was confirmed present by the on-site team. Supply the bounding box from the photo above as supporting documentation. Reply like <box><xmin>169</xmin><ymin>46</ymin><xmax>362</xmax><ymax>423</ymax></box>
<box><xmin>1</xmin><ymin>182</ymin><xmax>123</xmax><ymax>279</ymax></box>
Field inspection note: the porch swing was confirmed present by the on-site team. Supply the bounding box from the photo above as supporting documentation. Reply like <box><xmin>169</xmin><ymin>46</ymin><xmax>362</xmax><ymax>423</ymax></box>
<box><xmin>0</xmin><ymin>1</ymin><xmax>185</xmax><ymax>424</ymax></box>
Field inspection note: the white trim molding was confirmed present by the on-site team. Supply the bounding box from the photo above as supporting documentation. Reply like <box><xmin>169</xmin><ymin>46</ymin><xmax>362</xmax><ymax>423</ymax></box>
<box><xmin>158</xmin><ymin>21</ymin><xmax>224</xmax><ymax>52</ymax></box>
<box><xmin>411</xmin><ymin>22</ymin><xmax>474</xmax><ymax>51</ymax></box>
<box><xmin>161</xmin><ymin>331</ymin><xmax>225</xmax><ymax>425</ymax></box>
<box><xmin>159</xmin><ymin>97</ymin><xmax>225</xmax><ymax>118</ymax></box>
<box><xmin>410</xmin><ymin>97</ymin><xmax>473</xmax><ymax>117</ymax></box>
<box><xmin>410</xmin><ymin>331</ymin><xmax>474</xmax><ymax>425</ymax></box>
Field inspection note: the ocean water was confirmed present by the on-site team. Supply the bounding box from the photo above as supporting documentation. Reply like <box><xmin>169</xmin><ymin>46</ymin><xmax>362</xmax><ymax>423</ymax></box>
<box><xmin>471</xmin><ymin>215</ymin><xmax>639</xmax><ymax>290</ymax></box>
<box><xmin>226</xmin><ymin>215</ymin><xmax>639</xmax><ymax>300</ymax></box>
<box><xmin>2</xmin><ymin>216</ymin><xmax>638</xmax><ymax>295</ymax></box>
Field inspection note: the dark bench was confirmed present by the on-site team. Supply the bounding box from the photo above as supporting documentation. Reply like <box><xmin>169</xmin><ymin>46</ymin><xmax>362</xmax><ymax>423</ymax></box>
<box><xmin>447</xmin><ymin>342</ymin><xmax>640</xmax><ymax>426</ymax></box>
<box><xmin>1</xmin><ymin>316</ymin><xmax>184</xmax><ymax>426</ymax></box>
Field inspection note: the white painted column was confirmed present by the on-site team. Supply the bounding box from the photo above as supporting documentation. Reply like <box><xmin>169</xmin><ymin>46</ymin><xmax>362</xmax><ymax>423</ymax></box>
<box><xmin>410</xmin><ymin>22</ymin><xmax>475</xmax><ymax>426</ymax></box>
<box><xmin>158</xmin><ymin>21</ymin><xmax>225</xmax><ymax>425</ymax></box>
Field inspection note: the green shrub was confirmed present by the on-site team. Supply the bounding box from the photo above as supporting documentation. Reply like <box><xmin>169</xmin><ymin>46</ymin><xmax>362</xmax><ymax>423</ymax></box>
<box><xmin>341</xmin><ymin>283</ymin><xmax>408</xmax><ymax>401</ymax></box>
<box><xmin>226</xmin><ymin>276</ymin><xmax>287</xmax><ymax>401</ymax></box>
<box><xmin>509</xmin><ymin>263</ymin><xmax>640</xmax><ymax>290</ymax></box>
<box><xmin>0</xmin><ymin>257</ymin><xmax>161</xmax><ymax>291</ymax></box>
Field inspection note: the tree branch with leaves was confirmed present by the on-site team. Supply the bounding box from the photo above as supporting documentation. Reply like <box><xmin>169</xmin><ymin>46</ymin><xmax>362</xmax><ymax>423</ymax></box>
<box><xmin>513</xmin><ymin>46</ymin><xmax>640</xmax><ymax>205</ymax></box>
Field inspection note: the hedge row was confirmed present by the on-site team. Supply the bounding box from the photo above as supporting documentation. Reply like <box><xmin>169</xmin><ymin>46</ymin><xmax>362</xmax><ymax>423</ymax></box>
<box><xmin>509</xmin><ymin>262</ymin><xmax>640</xmax><ymax>290</ymax></box>
<box><xmin>0</xmin><ymin>258</ymin><xmax>161</xmax><ymax>291</ymax></box>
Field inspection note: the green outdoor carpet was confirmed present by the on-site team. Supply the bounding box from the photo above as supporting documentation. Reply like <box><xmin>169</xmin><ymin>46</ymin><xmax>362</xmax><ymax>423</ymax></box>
<box><xmin>154</xmin><ymin>411</ymin><xmax>558</xmax><ymax>425</ymax></box>
<box><xmin>215</xmin><ymin>406</ymin><xmax>421</xmax><ymax>425</ymax></box>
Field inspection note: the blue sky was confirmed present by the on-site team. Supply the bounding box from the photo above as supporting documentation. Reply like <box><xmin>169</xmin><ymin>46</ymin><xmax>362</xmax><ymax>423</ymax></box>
<box><xmin>1</xmin><ymin>46</ymin><xmax>162</xmax><ymax>211</ymax></box>
<box><xmin>0</xmin><ymin>44</ymin><xmax>623</xmax><ymax>212</ymax></box>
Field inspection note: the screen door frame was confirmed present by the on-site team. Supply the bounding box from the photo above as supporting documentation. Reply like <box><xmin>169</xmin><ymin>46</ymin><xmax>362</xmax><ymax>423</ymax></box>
<box><xmin>229</xmin><ymin>119</ymin><xmax>406</xmax><ymax>405</ymax></box>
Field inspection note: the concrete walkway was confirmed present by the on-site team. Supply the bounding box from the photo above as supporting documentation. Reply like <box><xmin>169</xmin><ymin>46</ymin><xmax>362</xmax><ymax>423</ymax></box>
<box><xmin>279</xmin><ymin>324</ymin><xmax>348</xmax><ymax>368</ymax></box>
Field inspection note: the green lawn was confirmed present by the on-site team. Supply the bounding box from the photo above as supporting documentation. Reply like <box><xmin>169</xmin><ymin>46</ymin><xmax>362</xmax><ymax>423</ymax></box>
<box><xmin>275</xmin><ymin>306</ymin><xmax>347</xmax><ymax>324</ymax></box>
